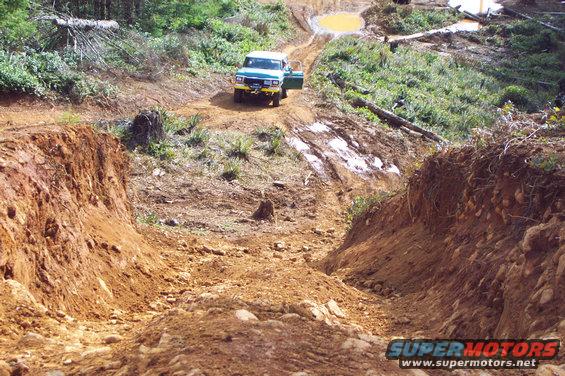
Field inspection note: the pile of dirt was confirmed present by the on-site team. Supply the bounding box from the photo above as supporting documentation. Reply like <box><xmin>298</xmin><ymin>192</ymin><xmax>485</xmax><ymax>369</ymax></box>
<box><xmin>324</xmin><ymin>115</ymin><xmax>564</xmax><ymax>340</ymax></box>
<box><xmin>0</xmin><ymin>125</ymin><xmax>164</xmax><ymax>322</ymax></box>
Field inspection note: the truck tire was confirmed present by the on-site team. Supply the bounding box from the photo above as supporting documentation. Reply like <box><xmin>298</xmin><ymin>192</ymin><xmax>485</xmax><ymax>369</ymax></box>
<box><xmin>234</xmin><ymin>89</ymin><xmax>243</xmax><ymax>103</ymax></box>
<box><xmin>282</xmin><ymin>88</ymin><xmax>288</xmax><ymax>99</ymax></box>
<box><xmin>272</xmin><ymin>91</ymin><xmax>282</xmax><ymax>107</ymax></box>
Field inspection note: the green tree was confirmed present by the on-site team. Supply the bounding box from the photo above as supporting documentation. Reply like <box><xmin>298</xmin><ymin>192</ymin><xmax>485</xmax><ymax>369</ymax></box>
<box><xmin>0</xmin><ymin>0</ymin><xmax>36</xmax><ymax>49</ymax></box>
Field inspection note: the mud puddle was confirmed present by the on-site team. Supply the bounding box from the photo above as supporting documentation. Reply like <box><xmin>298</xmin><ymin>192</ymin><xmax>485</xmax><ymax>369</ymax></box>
<box><xmin>288</xmin><ymin>120</ymin><xmax>401</xmax><ymax>178</ymax></box>
<box><xmin>311</xmin><ymin>12</ymin><xmax>364</xmax><ymax>35</ymax></box>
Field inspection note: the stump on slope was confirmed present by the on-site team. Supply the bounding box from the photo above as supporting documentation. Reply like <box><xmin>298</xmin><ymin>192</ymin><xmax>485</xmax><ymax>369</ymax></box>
<box><xmin>253</xmin><ymin>200</ymin><xmax>275</xmax><ymax>222</ymax></box>
<box><xmin>130</xmin><ymin>110</ymin><xmax>165</xmax><ymax>147</ymax></box>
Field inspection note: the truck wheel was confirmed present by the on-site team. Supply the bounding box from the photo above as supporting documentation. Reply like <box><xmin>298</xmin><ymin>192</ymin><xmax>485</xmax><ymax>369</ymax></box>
<box><xmin>234</xmin><ymin>89</ymin><xmax>243</xmax><ymax>103</ymax></box>
<box><xmin>282</xmin><ymin>88</ymin><xmax>288</xmax><ymax>99</ymax></box>
<box><xmin>272</xmin><ymin>91</ymin><xmax>282</xmax><ymax>107</ymax></box>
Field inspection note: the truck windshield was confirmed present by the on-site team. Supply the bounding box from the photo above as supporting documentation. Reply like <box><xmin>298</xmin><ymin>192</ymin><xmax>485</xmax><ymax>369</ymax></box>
<box><xmin>244</xmin><ymin>57</ymin><xmax>282</xmax><ymax>70</ymax></box>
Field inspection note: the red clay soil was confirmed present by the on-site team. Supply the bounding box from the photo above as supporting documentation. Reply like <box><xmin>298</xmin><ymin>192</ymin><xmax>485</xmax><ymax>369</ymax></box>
<box><xmin>0</xmin><ymin>125</ymin><xmax>164</xmax><ymax>321</ymax></box>
<box><xmin>324</xmin><ymin>121</ymin><xmax>565</xmax><ymax>342</ymax></box>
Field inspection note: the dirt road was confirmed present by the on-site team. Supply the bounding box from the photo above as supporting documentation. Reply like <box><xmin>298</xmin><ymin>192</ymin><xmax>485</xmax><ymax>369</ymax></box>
<box><xmin>4</xmin><ymin>1</ymin><xmax>552</xmax><ymax>375</ymax></box>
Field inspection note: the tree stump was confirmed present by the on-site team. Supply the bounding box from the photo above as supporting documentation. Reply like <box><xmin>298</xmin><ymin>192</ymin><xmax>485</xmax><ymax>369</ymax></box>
<box><xmin>253</xmin><ymin>200</ymin><xmax>275</xmax><ymax>222</ymax></box>
<box><xmin>130</xmin><ymin>110</ymin><xmax>165</xmax><ymax>147</ymax></box>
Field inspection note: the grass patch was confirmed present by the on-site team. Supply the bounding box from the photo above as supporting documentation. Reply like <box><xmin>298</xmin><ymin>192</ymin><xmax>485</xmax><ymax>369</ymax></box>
<box><xmin>312</xmin><ymin>37</ymin><xmax>500</xmax><ymax>140</ymax></box>
<box><xmin>186</xmin><ymin>126</ymin><xmax>211</xmax><ymax>147</ymax></box>
<box><xmin>381</xmin><ymin>3</ymin><xmax>461</xmax><ymax>35</ymax></box>
<box><xmin>138</xmin><ymin>212</ymin><xmax>160</xmax><ymax>225</ymax></box>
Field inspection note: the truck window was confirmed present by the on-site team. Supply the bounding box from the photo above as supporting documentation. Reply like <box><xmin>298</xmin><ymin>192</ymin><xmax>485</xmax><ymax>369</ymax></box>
<box><xmin>244</xmin><ymin>58</ymin><xmax>282</xmax><ymax>70</ymax></box>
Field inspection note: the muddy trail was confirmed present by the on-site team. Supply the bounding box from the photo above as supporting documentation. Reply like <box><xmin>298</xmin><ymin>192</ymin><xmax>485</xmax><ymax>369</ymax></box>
<box><xmin>0</xmin><ymin>1</ymin><xmax>563</xmax><ymax>376</ymax></box>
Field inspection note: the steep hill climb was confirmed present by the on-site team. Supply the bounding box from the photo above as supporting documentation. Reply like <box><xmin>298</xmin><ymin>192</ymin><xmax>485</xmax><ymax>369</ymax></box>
<box><xmin>0</xmin><ymin>0</ymin><xmax>564</xmax><ymax>375</ymax></box>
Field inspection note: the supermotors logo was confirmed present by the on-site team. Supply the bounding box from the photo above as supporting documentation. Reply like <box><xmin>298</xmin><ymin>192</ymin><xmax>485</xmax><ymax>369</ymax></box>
<box><xmin>386</xmin><ymin>339</ymin><xmax>560</xmax><ymax>370</ymax></box>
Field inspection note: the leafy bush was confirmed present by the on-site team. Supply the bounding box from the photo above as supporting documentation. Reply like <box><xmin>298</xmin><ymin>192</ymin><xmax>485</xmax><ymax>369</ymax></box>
<box><xmin>138</xmin><ymin>0</ymin><xmax>237</xmax><ymax>35</ymax></box>
<box><xmin>0</xmin><ymin>0</ymin><xmax>36</xmax><ymax>49</ymax></box>
<box><xmin>0</xmin><ymin>50</ymin><xmax>115</xmax><ymax>101</ymax></box>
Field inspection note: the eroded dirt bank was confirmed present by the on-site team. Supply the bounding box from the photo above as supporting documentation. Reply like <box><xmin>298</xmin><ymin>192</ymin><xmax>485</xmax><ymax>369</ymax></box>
<box><xmin>324</xmin><ymin>118</ymin><xmax>565</xmax><ymax>342</ymax></box>
<box><xmin>0</xmin><ymin>125</ymin><xmax>165</xmax><ymax>320</ymax></box>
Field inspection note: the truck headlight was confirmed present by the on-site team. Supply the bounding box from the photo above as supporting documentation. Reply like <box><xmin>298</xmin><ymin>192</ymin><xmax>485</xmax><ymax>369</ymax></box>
<box><xmin>272</xmin><ymin>80</ymin><xmax>280</xmax><ymax>86</ymax></box>
<box><xmin>235</xmin><ymin>76</ymin><xmax>244</xmax><ymax>83</ymax></box>
<box><xmin>264</xmin><ymin>80</ymin><xmax>272</xmax><ymax>86</ymax></box>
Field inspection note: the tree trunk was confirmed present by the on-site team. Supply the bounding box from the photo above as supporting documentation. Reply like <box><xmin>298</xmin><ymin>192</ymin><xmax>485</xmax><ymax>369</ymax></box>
<box><xmin>350</xmin><ymin>97</ymin><xmax>445</xmax><ymax>143</ymax></box>
<box><xmin>123</xmin><ymin>0</ymin><xmax>134</xmax><ymax>25</ymax></box>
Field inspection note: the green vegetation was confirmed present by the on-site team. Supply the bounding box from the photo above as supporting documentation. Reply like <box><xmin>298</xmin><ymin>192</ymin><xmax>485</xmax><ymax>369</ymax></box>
<box><xmin>381</xmin><ymin>3</ymin><xmax>461</xmax><ymax>35</ymax></box>
<box><xmin>186</xmin><ymin>126</ymin><xmax>211</xmax><ymax>146</ymax></box>
<box><xmin>528</xmin><ymin>153</ymin><xmax>562</xmax><ymax>173</ymax></box>
<box><xmin>138</xmin><ymin>212</ymin><xmax>160</xmax><ymax>225</ymax></box>
<box><xmin>0</xmin><ymin>0</ymin><xmax>293</xmax><ymax>100</ymax></box>
<box><xmin>313</xmin><ymin>22</ymin><xmax>564</xmax><ymax>140</ymax></box>
<box><xmin>312</xmin><ymin>37</ymin><xmax>500</xmax><ymax>140</ymax></box>
<box><xmin>347</xmin><ymin>191</ymin><xmax>393</xmax><ymax>224</ymax></box>
<box><xmin>222</xmin><ymin>158</ymin><xmax>242</xmax><ymax>181</ymax></box>
<box><xmin>229</xmin><ymin>136</ymin><xmax>254</xmax><ymax>159</ymax></box>
<box><xmin>148</xmin><ymin>140</ymin><xmax>176</xmax><ymax>160</ymax></box>
<box><xmin>481</xmin><ymin>20</ymin><xmax>564</xmax><ymax>112</ymax></box>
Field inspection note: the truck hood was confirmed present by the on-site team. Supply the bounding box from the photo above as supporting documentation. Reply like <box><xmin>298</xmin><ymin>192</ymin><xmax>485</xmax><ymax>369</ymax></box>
<box><xmin>236</xmin><ymin>67</ymin><xmax>283</xmax><ymax>80</ymax></box>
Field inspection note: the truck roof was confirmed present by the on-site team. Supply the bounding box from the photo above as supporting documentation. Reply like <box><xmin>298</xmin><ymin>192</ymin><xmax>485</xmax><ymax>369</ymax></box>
<box><xmin>246</xmin><ymin>51</ymin><xmax>287</xmax><ymax>61</ymax></box>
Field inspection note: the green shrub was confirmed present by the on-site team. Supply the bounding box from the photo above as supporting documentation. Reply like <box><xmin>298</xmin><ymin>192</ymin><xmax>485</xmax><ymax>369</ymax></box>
<box><xmin>0</xmin><ymin>53</ymin><xmax>43</xmax><ymax>95</ymax></box>
<box><xmin>186</xmin><ymin>126</ymin><xmax>211</xmax><ymax>146</ymax></box>
<box><xmin>347</xmin><ymin>191</ymin><xmax>393</xmax><ymax>223</ymax></box>
<box><xmin>229</xmin><ymin>136</ymin><xmax>254</xmax><ymax>159</ymax></box>
<box><xmin>222</xmin><ymin>159</ymin><xmax>241</xmax><ymax>181</ymax></box>
<box><xmin>498</xmin><ymin>85</ymin><xmax>530</xmax><ymax>108</ymax></box>
<box><xmin>0</xmin><ymin>0</ymin><xmax>36</xmax><ymax>49</ymax></box>
<box><xmin>148</xmin><ymin>141</ymin><xmax>175</xmax><ymax>160</ymax></box>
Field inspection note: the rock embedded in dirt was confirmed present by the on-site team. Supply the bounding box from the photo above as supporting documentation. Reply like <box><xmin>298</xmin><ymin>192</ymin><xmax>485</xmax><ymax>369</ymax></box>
<box><xmin>535</xmin><ymin>364</ymin><xmax>565</xmax><ymax>376</ymax></box>
<box><xmin>46</xmin><ymin>370</ymin><xmax>65</xmax><ymax>376</ymax></box>
<box><xmin>273</xmin><ymin>181</ymin><xmax>286</xmax><ymax>188</ymax></box>
<box><xmin>325</xmin><ymin>299</ymin><xmax>346</xmax><ymax>318</ymax></box>
<box><xmin>0</xmin><ymin>361</ymin><xmax>10</xmax><ymax>376</ymax></box>
<box><xmin>235</xmin><ymin>309</ymin><xmax>258</xmax><ymax>322</ymax></box>
<box><xmin>130</xmin><ymin>110</ymin><xmax>165</xmax><ymax>147</ymax></box>
<box><xmin>7</xmin><ymin>206</ymin><xmax>16</xmax><ymax>219</ymax></box>
<box><xmin>313</xmin><ymin>228</ymin><xmax>323</xmax><ymax>235</ymax></box>
<box><xmin>341</xmin><ymin>338</ymin><xmax>371</xmax><ymax>352</ymax></box>
<box><xmin>252</xmin><ymin>200</ymin><xmax>275</xmax><ymax>222</ymax></box>
<box><xmin>103</xmin><ymin>334</ymin><xmax>123</xmax><ymax>344</ymax></box>
<box><xmin>19</xmin><ymin>332</ymin><xmax>48</xmax><ymax>346</ymax></box>
<box><xmin>273</xmin><ymin>241</ymin><xmax>286</xmax><ymax>252</ymax></box>
<box><xmin>165</xmin><ymin>218</ymin><xmax>180</xmax><ymax>227</ymax></box>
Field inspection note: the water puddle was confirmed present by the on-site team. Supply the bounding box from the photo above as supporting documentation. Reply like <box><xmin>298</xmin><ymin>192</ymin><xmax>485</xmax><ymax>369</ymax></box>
<box><xmin>448</xmin><ymin>0</ymin><xmax>503</xmax><ymax>15</ymax></box>
<box><xmin>312</xmin><ymin>12</ymin><xmax>364</xmax><ymax>35</ymax></box>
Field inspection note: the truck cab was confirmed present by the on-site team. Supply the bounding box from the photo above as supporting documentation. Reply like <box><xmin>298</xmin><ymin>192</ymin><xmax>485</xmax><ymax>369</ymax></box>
<box><xmin>234</xmin><ymin>51</ymin><xmax>304</xmax><ymax>107</ymax></box>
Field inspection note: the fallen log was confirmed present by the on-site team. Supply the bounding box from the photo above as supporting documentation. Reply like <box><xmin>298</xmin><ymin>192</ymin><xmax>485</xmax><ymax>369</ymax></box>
<box><xmin>350</xmin><ymin>97</ymin><xmax>445</xmax><ymax>143</ymax></box>
<box><xmin>40</xmin><ymin>15</ymin><xmax>120</xmax><ymax>31</ymax></box>
<box><xmin>503</xmin><ymin>8</ymin><xmax>562</xmax><ymax>32</ymax></box>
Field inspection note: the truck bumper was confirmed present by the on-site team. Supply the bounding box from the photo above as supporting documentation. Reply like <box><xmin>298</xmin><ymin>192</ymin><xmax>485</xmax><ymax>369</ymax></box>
<box><xmin>234</xmin><ymin>85</ymin><xmax>281</xmax><ymax>94</ymax></box>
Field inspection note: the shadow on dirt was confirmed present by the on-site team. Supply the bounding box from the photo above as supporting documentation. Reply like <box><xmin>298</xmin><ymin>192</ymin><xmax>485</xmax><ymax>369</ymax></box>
<box><xmin>210</xmin><ymin>92</ymin><xmax>282</xmax><ymax>112</ymax></box>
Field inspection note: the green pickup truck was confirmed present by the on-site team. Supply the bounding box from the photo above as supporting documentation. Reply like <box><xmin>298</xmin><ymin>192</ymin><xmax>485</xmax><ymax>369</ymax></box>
<box><xmin>234</xmin><ymin>51</ymin><xmax>304</xmax><ymax>107</ymax></box>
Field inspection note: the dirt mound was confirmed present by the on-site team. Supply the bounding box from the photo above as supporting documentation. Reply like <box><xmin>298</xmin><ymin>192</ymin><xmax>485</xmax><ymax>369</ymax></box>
<box><xmin>0</xmin><ymin>125</ymin><xmax>163</xmax><ymax>320</ymax></box>
<box><xmin>324</xmin><ymin>119</ymin><xmax>564</xmax><ymax>339</ymax></box>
